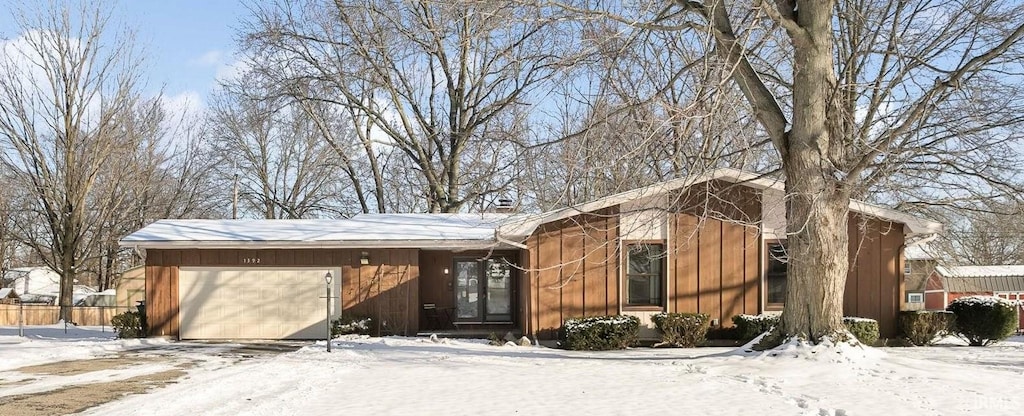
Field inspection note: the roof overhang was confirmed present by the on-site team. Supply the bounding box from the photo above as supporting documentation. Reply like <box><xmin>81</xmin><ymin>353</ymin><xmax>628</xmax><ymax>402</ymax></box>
<box><xmin>497</xmin><ymin>168</ymin><xmax>943</xmax><ymax>239</ymax></box>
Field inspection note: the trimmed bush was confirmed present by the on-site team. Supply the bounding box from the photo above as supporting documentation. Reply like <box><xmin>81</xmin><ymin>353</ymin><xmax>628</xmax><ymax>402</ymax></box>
<box><xmin>111</xmin><ymin>311</ymin><xmax>144</xmax><ymax>338</ymax></box>
<box><xmin>651</xmin><ymin>312</ymin><xmax>711</xmax><ymax>347</ymax></box>
<box><xmin>947</xmin><ymin>296</ymin><xmax>1018</xmax><ymax>346</ymax></box>
<box><xmin>843</xmin><ymin>317</ymin><xmax>879</xmax><ymax>346</ymax></box>
<box><xmin>331</xmin><ymin>315</ymin><xmax>373</xmax><ymax>337</ymax></box>
<box><xmin>732</xmin><ymin>314</ymin><xmax>779</xmax><ymax>341</ymax></box>
<box><xmin>899</xmin><ymin>311</ymin><xmax>954</xmax><ymax>346</ymax></box>
<box><xmin>561</xmin><ymin>315</ymin><xmax>640</xmax><ymax>351</ymax></box>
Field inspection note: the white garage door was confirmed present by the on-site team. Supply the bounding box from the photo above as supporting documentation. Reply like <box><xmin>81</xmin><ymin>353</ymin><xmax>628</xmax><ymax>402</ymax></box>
<box><xmin>179</xmin><ymin>268</ymin><xmax>340</xmax><ymax>340</ymax></box>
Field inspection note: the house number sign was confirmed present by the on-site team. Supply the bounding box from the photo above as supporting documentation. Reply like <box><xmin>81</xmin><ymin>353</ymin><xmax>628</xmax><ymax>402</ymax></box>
<box><xmin>242</xmin><ymin>257</ymin><xmax>261</xmax><ymax>264</ymax></box>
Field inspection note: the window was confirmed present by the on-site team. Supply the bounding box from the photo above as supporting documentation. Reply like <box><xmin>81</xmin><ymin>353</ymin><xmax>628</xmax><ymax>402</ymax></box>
<box><xmin>766</xmin><ymin>242</ymin><xmax>787</xmax><ymax>306</ymax></box>
<box><xmin>626</xmin><ymin>243</ymin><xmax>665</xmax><ymax>307</ymax></box>
<box><xmin>907</xmin><ymin>293</ymin><xmax>924</xmax><ymax>303</ymax></box>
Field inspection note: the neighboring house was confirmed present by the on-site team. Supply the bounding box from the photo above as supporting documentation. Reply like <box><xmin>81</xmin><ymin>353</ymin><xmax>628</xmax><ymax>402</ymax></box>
<box><xmin>121</xmin><ymin>168</ymin><xmax>942</xmax><ymax>341</ymax></box>
<box><xmin>927</xmin><ymin>266</ymin><xmax>1024</xmax><ymax>330</ymax></box>
<box><xmin>3</xmin><ymin>266</ymin><xmax>97</xmax><ymax>305</ymax></box>
<box><xmin>904</xmin><ymin>244</ymin><xmax>939</xmax><ymax>310</ymax></box>
<box><xmin>0</xmin><ymin>287</ymin><xmax>20</xmax><ymax>304</ymax></box>
<box><xmin>75</xmin><ymin>289</ymin><xmax>117</xmax><ymax>307</ymax></box>
<box><xmin>116</xmin><ymin>266</ymin><xmax>146</xmax><ymax>308</ymax></box>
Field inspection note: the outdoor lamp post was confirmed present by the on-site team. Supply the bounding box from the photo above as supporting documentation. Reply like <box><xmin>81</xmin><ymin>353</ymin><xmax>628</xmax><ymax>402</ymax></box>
<box><xmin>324</xmin><ymin>271</ymin><xmax>333</xmax><ymax>352</ymax></box>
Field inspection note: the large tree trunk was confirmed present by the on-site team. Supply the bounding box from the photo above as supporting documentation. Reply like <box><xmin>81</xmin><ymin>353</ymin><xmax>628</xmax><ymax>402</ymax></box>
<box><xmin>780</xmin><ymin>169</ymin><xmax>850</xmax><ymax>341</ymax></box>
<box><xmin>776</xmin><ymin>0</ymin><xmax>850</xmax><ymax>343</ymax></box>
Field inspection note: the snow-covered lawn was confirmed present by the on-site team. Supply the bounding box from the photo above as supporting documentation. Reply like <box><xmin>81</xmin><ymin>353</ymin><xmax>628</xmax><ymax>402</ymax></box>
<box><xmin>0</xmin><ymin>324</ymin><xmax>167</xmax><ymax>371</ymax></box>
<box><xmin>3</xmin><ymin>326</ymin><xmax>1023</xmax><ymax>416</ymax></box>
<box><xmin>85</xmin><ymin>335</ymin><xmax>1024</xmax><ymax>416</ymax></box>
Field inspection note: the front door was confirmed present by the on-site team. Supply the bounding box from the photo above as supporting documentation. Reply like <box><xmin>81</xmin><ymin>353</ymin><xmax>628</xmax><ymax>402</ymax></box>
<box><xmin>454</xmin><ymin>257</ymin><xmax>513</xmax><ymax>323</ymax></box>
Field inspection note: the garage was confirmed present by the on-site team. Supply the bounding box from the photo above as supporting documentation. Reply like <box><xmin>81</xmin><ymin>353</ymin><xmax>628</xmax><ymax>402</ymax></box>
<box><xmin>178</xmin><ymin>267</ymin><xmax>339</xmax><ymax>340</ymax></box>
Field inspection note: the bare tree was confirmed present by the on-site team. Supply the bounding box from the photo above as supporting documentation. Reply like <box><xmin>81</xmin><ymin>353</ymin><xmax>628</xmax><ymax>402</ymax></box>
<box><xmin>209</xmin><ymin>75</ymin><xmax>350</xmax><ymax>219</ymax></box>
<box><xmin>926</xmin><ymin>199</ymin><xmax>1024</xmax><ymax>266</ymax></box>
<box><xmin>561</xmin><ymin>0</ymin><xmax>1024</xmax><ymax>345</ymax></box>
<box><xmin>242</xmin><ymin>0</ymin><xmax>570</xmax><ymax>212</ymax></box>
<box><xmin>0</xmin><ymin>167</ymin><xmax>23</xmax><ymax>287</ymax></box>
<box><xmin>0</xmin><ymin>1</ymin><xmax>151</xmax><ymax>319</ymax></box>
<box><xmin>522</xmin><ymin>13</ymin><xmax>771</xmax><ymax>211</ymax></box>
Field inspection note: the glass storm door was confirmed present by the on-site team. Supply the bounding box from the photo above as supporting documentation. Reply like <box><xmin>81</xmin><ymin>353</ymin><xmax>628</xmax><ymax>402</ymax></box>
<box><xmin>454</xmin><ymin>258</ymin><xmax>513</xmax><ymax>323</ymax></box>
<box><xmin>455</xmin><ymin>260</ymin><xmax>481</xmax><ymax>320</ymax></box>
<box><xmin>483</xmin><ymin>259</ymin><xmax>512</xmax><ymax>322</ymax></box>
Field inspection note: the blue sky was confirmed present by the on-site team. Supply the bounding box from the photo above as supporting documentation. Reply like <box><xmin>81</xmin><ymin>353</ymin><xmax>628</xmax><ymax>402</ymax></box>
<box><xmin>0</xmin><ymin>0</ymin><xmax>249</xmax><ymax>110</ymax></box>
<box><xmin>121</xmin><ymin>0</ymin><xmax>247</xmax><ymax>95</ymax></box>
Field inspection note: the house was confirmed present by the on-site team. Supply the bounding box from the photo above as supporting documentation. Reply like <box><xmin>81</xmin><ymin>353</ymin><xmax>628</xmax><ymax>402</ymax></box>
<box><xmin>116</xmin><ymin>266</ymin><xmax>146</xmax><ymax>309</ymax></box>
<box><xmin>0</xmin><ymin>287</ymin><xmax>19</xmax><ymax>304</ymax></box>
<box><xmin>121</xmin><ymin>168</ymin><xmax>942</xmax><ymax>340</ymax></box>
<box><xmin>926</xmin><ymin>266</ymin><xmax>1024</xmax><ymax>330</ymax></box>
<box><xmin>2</xmin><ymin>267</ymin><xmax>97</xmax><ymax>305</ymax></box>
<box><xmin>75</xmin><ymin>289</ymin><xmax>117</xmax><ymax>307</ymax></box>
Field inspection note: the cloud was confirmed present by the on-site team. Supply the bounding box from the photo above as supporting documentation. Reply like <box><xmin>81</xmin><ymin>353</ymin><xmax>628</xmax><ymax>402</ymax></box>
<box><xmin>159</xmin><ymin>90</ymin><xmax>206</xmax><ymax>146</ymax></box>
<box><xmin>214</xmin><ymin>57</ymin><xmax>251</xmax><ymax>83</ymax></box>
<box><xmin>188</xmin><ymin>50</ymin><xmax>224</xmax><ymax>67</ymax></box>
<box><xmin>188</xmin><ymin>49</ymin><xmax>251</xmax><ymax>86</ymax></box>
<box><xmin>162</xmin><ymin>90</ymin><xmax>205</xmax><ymax>119</ymax></box>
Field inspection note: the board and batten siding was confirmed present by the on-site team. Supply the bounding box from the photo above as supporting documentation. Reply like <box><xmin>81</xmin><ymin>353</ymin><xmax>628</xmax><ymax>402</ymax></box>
<box><xmin>844</xmin><ymin>215</ymin><xmax>905</xmax><ymax>338</ymax></box>
<box><xmin>671</xmin><ymin>180</ymin><xmax>763</xmax><ymax>328</ymax></box>
<box><xmin>144</xmin><ymin>248</ymin><xmax>419</xmax><ymax>338</ymax></box>
<box><xmin>670</xmin><ymin>213</ymin><xmax>761</xmax><ymax>328</ymax></box>
<box><xmin>524</xmin><ymin>208</ymin><xmax>620</xmax><ymax>340</ymax></box>
<box><xmin>521</xmin><ymin>179</ymin><xmax>911</xmax><ymax>341</ymax></box>
<box><xmin>522</xmin><ymin>180</ymin><xmax>764</xmax><ymax>340</ymax></box>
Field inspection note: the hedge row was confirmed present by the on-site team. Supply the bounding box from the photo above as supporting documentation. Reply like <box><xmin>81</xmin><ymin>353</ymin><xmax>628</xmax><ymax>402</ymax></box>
<box><xmin>557</xmin><ymin>296</ymin><xmax>1019</xmax><ymax>350</ymax></box>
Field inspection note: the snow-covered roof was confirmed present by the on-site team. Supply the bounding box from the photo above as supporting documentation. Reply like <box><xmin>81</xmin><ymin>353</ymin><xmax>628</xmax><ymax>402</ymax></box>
<box><xmin>120</xmin><ymin>214</ymin><xmax>512</xmax><ymax>249</ymax></box>
<box><xmin>5</xmin><ymin>267</ymin><xmax>61</xmax><ymax>296</ymax></box>
<box><xmin>498</xmin><ymin>168</ymin><xmax>943</xmax><ymax>238</ymax></box>
<box><xmin>936</xmin><ymin>265</ymin><xmax>1024</xmax><ymax>293</ymax></box>
<box><xmin>937</xmin><ymin>265</ymin><xmax>1024</xmax><ymax>278</ymax></box>
<box><xmin>121</xmin><ymin>169</ymin><xmax>943</xmax><ymax>250</ymax></box>
<box><xmin>904</xmin><ymin>245</ymin><xmax>936</xmax><ymax>261</ymax></box>
<box><xmin>0</xmin><ymin>288</ymin><xmax>19</xmax><ymax>299</ymax></box>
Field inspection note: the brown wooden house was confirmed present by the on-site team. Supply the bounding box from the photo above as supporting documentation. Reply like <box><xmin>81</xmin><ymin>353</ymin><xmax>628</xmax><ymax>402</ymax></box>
<box><xmin>121</xmin><ymin>169</ymin><xmax>941</xmax><ymax>340</ymax></box>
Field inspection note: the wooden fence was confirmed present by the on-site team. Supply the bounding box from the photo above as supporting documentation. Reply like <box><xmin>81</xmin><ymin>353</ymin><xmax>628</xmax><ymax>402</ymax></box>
<box><xmin>0</xmin><ymin>305</ymin><xmax>136</xmax><ymax>326</ymax></box>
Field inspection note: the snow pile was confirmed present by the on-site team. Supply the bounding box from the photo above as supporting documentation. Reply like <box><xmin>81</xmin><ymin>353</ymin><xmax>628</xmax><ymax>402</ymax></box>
<box><xmin>745</xmin><ymin>336</ymin><xmax>885</xmax><ymax>364</ymax></box>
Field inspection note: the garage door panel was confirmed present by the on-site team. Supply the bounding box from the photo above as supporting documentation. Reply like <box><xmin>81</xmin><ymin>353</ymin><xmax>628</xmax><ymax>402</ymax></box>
<box><xmin>179</xmin><ymin>268</ymin><xmax>339</xmax><ymax>339</ymax></box>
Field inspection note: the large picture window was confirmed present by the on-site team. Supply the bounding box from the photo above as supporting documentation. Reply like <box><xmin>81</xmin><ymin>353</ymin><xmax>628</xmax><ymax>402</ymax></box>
<box><xmin>626</xmin><ymin>243</ymin><xmax>665</xmax><ymax>307</ymax></box>
<box><xmin>767</xmin><ymin>242</ymin><xmax>787</xmax><ymax>307</ymax></box>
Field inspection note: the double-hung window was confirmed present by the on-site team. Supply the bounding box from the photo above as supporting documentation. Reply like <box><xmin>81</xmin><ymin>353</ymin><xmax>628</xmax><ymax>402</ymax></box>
<box><xmin>626</xmin><ymin>243</ymin><xmax>665</xmax><ymax>308</ymax></box>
